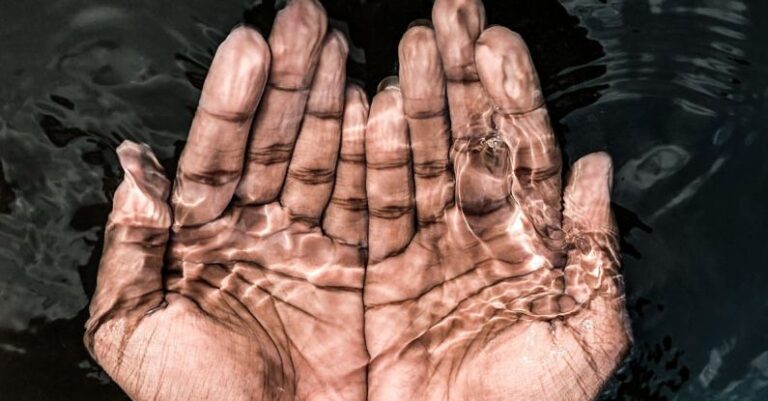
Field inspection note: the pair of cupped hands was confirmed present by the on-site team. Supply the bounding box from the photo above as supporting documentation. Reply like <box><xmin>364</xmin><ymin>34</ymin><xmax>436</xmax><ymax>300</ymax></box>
<box><xmin>85</xmin><ymin>0</ymin><xmax>631</xmax><ymax>400</ymax></box>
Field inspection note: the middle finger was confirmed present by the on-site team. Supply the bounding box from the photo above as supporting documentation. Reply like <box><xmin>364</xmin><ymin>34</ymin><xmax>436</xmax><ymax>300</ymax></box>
<box><xmin>236</xmin><ymin>0</ymin><xmax>328</xmax><ymax>205</ymax></box>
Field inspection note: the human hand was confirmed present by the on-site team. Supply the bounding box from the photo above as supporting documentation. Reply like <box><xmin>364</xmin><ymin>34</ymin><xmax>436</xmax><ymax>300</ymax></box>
<box><xmin>84</xmin><ymin>1</ymin><xmax>369</xmax><ymax>400</ymax></box>
<box><xmin>363</xmin><ymin>1</ymin><xmax>631</xmax><ymax>400</ymax></box>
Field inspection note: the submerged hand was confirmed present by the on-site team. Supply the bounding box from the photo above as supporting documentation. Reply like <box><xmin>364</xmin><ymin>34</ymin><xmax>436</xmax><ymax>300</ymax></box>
<box><xmin>85</xmin><ymin>1</ymin><xmax>369</xmax><ymax>400</ymax></box>
<box><xmin>87</xmin><ymin>0</ymin><xmax>630</xmax><ymax>400</ymax></box>
<box><xmin>363</xmin><ymin>1</ymin><xmax>631</xmax><ymax>400</ymax></box>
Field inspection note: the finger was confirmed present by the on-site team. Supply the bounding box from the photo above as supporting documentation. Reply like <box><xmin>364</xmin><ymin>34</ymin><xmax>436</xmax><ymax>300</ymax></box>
<box><xmin>322</xmin><ymin>85</ymin><xmax>369</xmax><ymax>246</ymax></box>
<box><xmin>476</xmin><ymin>26</ymin><xmax>563</xmax><ymax>241</ymax></box>
<box><xmin>172</xmin><ymin>27</ymin><xmax>270</xmax><ymax>226</ymax></box>
<box><xmin>281</xmin><ymin>31</ymin><xmax>348</xmax><ymax>224</ymax></box>
<box><xmin>366</xmin><ymin>85</ymin><xmax>415</xmax><ymax>262</ymax></box>
<box><xmin>237</xmin><ymin>0</ymin><xmax>328</xmax><ymax>205</ymax></box>
<box><xmin>85</xmin><ymin>141</ymin><xmax>171</xmax><ymax>356</ymax></box>
<box><xmin>432</xmin><ymin>0</ymin><xmax>492</xmax><ymax>139</ymax></box>
<box><xmin>399</xmin><ymin>25</ymin><xmax>454</xmax><ymax>230</ymax></box>
<box><xmin>475</xmin><ymin>27</ymin><xmax>545</xmax><ymax>114</ymax></box>
<box><xmin>562</xmin><ymin>153</ymin><xmax>621</xmax><ymax>303</ymax></box>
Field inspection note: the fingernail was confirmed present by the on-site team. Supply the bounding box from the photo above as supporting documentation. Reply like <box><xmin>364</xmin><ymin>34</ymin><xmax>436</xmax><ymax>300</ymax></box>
<box><xmin>377</xmin><ymin>76</ymin><xmax>400</xmax><ymax>93</ymax></box>
<box><xmin>408</xmin><ymin>19</ymin><xmax>433</xmax><ymax>29</ymax></box>
<box><xmin>230</xmin><ymin>23</ymin><xmax>262</xmax><ymax>36</ymax></box>
<box><xmin>570</xmin><ymin>151</ymin><xmax>614</xmax><ymax>194</ymax></box>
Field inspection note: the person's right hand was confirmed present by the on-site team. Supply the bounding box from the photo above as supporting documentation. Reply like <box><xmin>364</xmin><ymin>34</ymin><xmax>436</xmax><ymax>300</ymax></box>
<box><xmin>84</xmin><ymin>1</ymin><xmax>370</xmax><ymax>400</ymax></box>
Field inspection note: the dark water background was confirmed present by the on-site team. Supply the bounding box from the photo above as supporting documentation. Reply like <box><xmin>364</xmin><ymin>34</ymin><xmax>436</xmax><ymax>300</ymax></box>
<box><xmin>1</xmin><ymin>0</ymin><xmax>766</xmax><ymax>399</ymax></box>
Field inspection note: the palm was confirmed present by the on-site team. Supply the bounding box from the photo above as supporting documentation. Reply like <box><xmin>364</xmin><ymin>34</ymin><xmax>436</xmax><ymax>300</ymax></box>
<box><xmin>366</xmin><ymin>206</ymin><xmax>628</xmax><ymax>400</ymax></box>
<box><xmin>91</xmin><ymin>202</ymin><xmax>367</xmax><ymax>401</ymax></box>
<box><xmin>171</xmin><ymin>202</ymin><xmax>369</xmax><ymax>398</ymax></box>
<box><xmin>87</xmin><ymin>294</ymin><xmax>285</xmax><ymax>401</ymax></box>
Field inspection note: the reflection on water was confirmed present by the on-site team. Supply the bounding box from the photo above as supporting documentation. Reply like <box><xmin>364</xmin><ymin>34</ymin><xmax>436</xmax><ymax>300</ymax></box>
<box><xmin>0</xmin><ymin>0</ymin><xmax>766</xmax><ymax>399</ymax></box>
<box><xmin>616</xmin><ymin>145</ymin><xmax>691</xmax><ymax>192</ymax></box>
<box><xmin>559</xmin><ymin>1</ymin><xmax>768</xmax><ymax>400</ymax></box>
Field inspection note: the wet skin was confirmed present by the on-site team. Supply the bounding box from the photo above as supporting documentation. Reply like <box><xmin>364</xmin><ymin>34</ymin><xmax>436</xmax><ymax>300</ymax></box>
<box><xmin>85</xmin><ymin>0</ymin><xmax>630</xmax><ymax>400</ymax></box>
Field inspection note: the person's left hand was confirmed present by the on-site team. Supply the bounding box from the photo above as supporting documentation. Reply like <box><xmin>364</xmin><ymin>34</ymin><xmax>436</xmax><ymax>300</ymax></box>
<box><xmin>363</xmin><ymin>1</ymin><xmax>631</xmax><ymax>400</ymax></box>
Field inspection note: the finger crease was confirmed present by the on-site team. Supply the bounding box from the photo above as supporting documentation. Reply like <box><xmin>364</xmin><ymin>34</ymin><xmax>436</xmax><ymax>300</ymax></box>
<box><xmin>179</xmin><ymin>169</ymin><xmax>241</xmax><ymax>186</ymax></box>
<box><xmin>414</xmin><ymin>160</ymin><xmax>450</xmax><ymax>178</ymax></box>
<box><xmin>498</xmin><ymin>101</ymin><xmax>546</xmax><ymax>117</ymax></box>
<box><xmin>196</xmin><ymin>106</ymin><xmax>253</xmax><ymax>123</ymax></box>
<box><xmin>268</xmin><ymin>82</ymin><xmax>311</xmax><ymax>93</ymax></box>
<box><xmin>305</xmin><ymin>110</ymin><xmax>344</xmax><ymax>120</ymax></box>
<box><xmin>248</xmin><ymin>143</ymin><xmax>294</xmax><ymax>165</ymax></box>
<box><xmin>370</xmin><ymin>204</ymin><xmax>413</xmax><ymax>220</ymax></box>
<box><xmin>405</xmin><ymin>109</ymin><xmax>449</xmax><ymax>120</ymax></box>
<box><xmin>446</xmin><ymin>76</ymin><xmax>482</xmax><ymax>84</ymax></box>
<box><xmin>287</xmin><ymin>168</ymin><xmax>335</xmax><ymax>184</ymax></box>
<box><xmin>330</xmin><ymin>196</ymin><xmax>367</xmax><ymax>211</ymax></box>
<box><xmin>366</xmin><ymin>160</ymin><xmax>410</xmax><ymax>170</ymax></box>
<box><xmin>340</xmin><ymin>154</ymin><xmax>366</xmax><ymax>164</ymax></box>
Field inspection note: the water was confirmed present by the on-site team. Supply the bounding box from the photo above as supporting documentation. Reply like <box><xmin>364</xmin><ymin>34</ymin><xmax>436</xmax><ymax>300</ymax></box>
<box><xmin>0</xmin><ymin>0</ymin><xmax>766</xmax><ymax>399</ymax></box>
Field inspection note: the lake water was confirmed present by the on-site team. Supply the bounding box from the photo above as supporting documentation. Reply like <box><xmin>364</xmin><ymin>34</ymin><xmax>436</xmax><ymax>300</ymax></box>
<box><xmin>0</xmin><ymin>0</ymin><xmax>766</xmax><ymax>399</ymax></box>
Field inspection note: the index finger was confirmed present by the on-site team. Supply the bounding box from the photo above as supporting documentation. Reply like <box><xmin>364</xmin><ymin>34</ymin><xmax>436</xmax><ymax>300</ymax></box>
<box><xmin>475</xmin><ymin>27</ymin><xmax>563</xmax><ymax>240</ymax></box>
<box><xmin>172</xmin><ymin>27</ymin><xmax>270</xmax><ymax>227</ymax></box>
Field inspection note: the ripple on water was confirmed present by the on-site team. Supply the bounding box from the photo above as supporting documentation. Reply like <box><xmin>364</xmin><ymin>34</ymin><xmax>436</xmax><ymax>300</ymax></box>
<box><xmin>556</xmin><ymin>1</ymin><xmax>765</xmax><ymax>400</ymax></box>
<box><xmin>0</xmin><ymin>122</ymin><xmax>101</xmax><ymax>330</ymax></box>
<box><xmin>0</xmin><ymin>159</ymin><xmax>15</xmax><ymax>214</ymax></box>
<box><xmin>0</xmin><ymin>1</ymin><xmax>247</xmax><ymax>334</ymax></box>
<box><xmin>558</xmin><ymin>0</ymin><xmax>753</xmax><ymax>220</ymax></box>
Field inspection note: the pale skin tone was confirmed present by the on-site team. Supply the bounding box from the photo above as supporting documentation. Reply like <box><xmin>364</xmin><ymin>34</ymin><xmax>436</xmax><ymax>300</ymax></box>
<box><xmin>85</xmin><ymin>0</ymin><xmax>630</xmax><ymax>400</ymax></box>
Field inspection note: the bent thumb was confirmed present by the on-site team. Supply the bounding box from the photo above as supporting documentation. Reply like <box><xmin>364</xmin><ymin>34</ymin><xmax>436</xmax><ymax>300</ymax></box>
<box><xmin>84</xmin><ymin>141</ymin><xmax>171</xmax><ymax>358</ymax></box>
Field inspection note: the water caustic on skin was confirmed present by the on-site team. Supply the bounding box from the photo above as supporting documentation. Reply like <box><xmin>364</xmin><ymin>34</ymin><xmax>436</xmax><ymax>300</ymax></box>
<box><xmin>85</xmin><ymin>0</ymin><xmax>629</xmax><ymax>400</ymax></box>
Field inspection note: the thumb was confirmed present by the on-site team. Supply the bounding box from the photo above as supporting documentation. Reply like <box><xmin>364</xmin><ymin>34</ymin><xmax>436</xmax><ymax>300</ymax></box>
<box><xmin>562</xmin><ymin>152</ymin><xmax>632</xmax><ymax>381</ymax></box>
<box><xmin>84</xmin><ymin>141</ymin><xmax>171</xmax><ymax>357</ymax></box>
<box><xmin>562</xmin><ymin>152</ymin><xmax>621</xmax><ymax>304</ymax></box>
